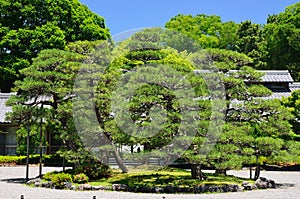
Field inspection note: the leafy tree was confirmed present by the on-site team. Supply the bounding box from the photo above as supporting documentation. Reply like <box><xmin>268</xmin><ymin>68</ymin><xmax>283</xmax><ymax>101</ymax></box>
<box><xmin>282</xmin><ymin>90</ymin><xmax>300</xmax><ymax>141</ymax></box>
<box><xmin>165</xmin><ymin>14</ymin><xmax>238</xmax><ymax>50</ymax></box>
<box><xmin>0</xmin><ymin>0</ymin><xmax>110</xmax><ymax>92</ymax></box>
<box><xmin>264</xmin><ymin>2</ymin><xmax>300</xmax><ymax>80</ymax></box>
<box><xmin>236</xmin><ymin>20</ymin><xmax>268</xmax><ymax>69</ymax></box>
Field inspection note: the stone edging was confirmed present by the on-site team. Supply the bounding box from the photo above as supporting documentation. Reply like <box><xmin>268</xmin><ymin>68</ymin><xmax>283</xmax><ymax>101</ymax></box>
<box><xmin>26</xmin><ymin>176</ymin><xmax>294</xmax><ymax>194</ymax></box>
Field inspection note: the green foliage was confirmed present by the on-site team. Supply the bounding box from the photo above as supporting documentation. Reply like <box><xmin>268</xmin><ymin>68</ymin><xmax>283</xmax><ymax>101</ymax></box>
<box><xmin>91</xmin><ymin>168</ymin><xmax>253</xmax><ymax>189</ymax></box>
<box><xmin>282</xmin><ymin>90</ymin><xmax>300</xmax><ymax>140</ymax></box>
<box><xmin>165</xmin><ymin>14</ymin><xmax>238</xmax><ymax>50</ymax></box>
<box><xmin>236</xmin><ymin>20</ymin><xmax>268</xmax><ymax>69</ymax></box>
<box><xmin>42</xmin><ymin>170</ymin><xmax>59</xmax><ymax>181</ymax></box>
<box><xmin>0</xmin><ymin>154</ymin><xmax>70</xmax><ymax>166</ymax></box>
<box><xmin>264</xmin><ymin>2</ymin><xmax>300</xmax><ymax>80</ymax></box>
<box><xmin>74</xmin><ymin>157</ymin><xmax>112</xmax><ymax>180</ymax></box>
<box><xmin>73</xmin><ymin>173</ymin><xmax>89</xmax><ymax>184</ymax></box>
<box><xmin>94</xmin><ymin>28</ymin><xmax>202</xmax><ymax>167</ymax></box>
<box><xmin>0</xmin><ymin>0</ymin><xmax>110</xmax><ymax>92</ymax></box>
<box><xmin>51</xmin><ymin>173</ymin><xmax>73</xmax><ymax>189</ymax></box>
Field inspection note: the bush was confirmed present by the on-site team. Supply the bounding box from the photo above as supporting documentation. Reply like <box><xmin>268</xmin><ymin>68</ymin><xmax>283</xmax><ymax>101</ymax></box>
<box><xmin>73</xmin><ymin>173</ymin><xmax>89</xmax><ymax>184</ymax></box>
<box><xmin>42</xmin><ymin>171</ymin><xmax>59</xmax><ymax>181</ymax></box>
<box><xmin>0</xmin><ymin>154</ymin><xmax>73</xmax><ymax>167</ymax></box>
<box><xmin>0</xmin><ymin>156</ymin><xmax>23</xmax><ymax>164</ymax></box>
<box><xmin>51</xmin><ymin>173</ymin><xmax>73</xmax><ymax>189</ymax></box>
<box><xmin>75</xmin><ymin>163</ymin><xmax>111</xmax><ymax>180</ymax></box>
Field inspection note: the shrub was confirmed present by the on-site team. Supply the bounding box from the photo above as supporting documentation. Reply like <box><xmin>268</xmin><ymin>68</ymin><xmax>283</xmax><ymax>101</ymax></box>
<box><xmin>42</xmin><ymin>171</ymin><xmax>59</xmax><ymax>181</ymax></box>
<box><xmin>75</xmin><ymin>163</ymin><xmax>111</xmax><ymax>180</ymax></box>
<box><xmin>73</xmin><ymin>173</ymin><xmax>89</xmax><ymax>184</ymax></box>
<box><xmin>51</xmin><ymin>173</ymin><xmax>73</xmax><ymax>189</ymax></box>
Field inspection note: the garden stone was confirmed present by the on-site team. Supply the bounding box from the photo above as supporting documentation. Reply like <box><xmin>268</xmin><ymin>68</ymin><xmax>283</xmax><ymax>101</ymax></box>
<box><xmin>200</xmin><ymin>185</ymin><xmax>208</xmax><ymax>193</ymax></box>
<box><xmin>208</xmin><ymin>185</ymin><xmax>217</xmax><ymax>192</ymax></box>
<box><xmin>70</xmin><ymin>186</ymin><xmax>76</xmax><ymax>190</ymax></box>
<box><xmin>77</xmin><ymin>184</ymin><xmax>84</xmax><ymax>191</ymax></box>
<box><xmin>26</xmin><ymin>178</ymin><xmax>41</xmax><ymax>185</ymax></box>
<box><xmin>164</xmin><ymin>185</ymin><xmax>176</xmax><ymax>193</ymax></box>
<box><xmin>255</xmin><ymin>178</ymin><xmax>268</xmax><ymax>189</ymax></box>
<box><xmin>243</xmin><ymin>184</ymin><xmax>253</xmax><ymax>190</ymax></box>
<box><xmin>221</xmin><ymin>185</ymin><xmax>230</xmax><ymax>192</ymax></box>
<box><xmin>112</xmin><ymin>184</ymin><xmax>128</xmax><ymax>191</ymax></box>
<box><xmin>137</xmin><ymin>186</ymin><xmax>154</xmax><ymax>193</ymax></box>
<box><xmin>34</xmin><ymin>181</ymin><xmax>41</xmax><ymax>187</ymax></box>
<box><xmin>64</xmin><ymin>182</ymin><xmax>72</xmax><ymax>189</ymax></box>
<box><xmin>83</xmin><ymin>184</ymin><xmax>91</xmax><ymax>190</ymax></box>
<box><xmin>267</xmin><ymin>179</ymin><xmax>276</xmax><ymax>188</ymax></box>
<box><xmin>92</xmin><ymin>186</ymin><xmax>105</xmax><ymax>190</ymax></box>
<box><xmin>242</xmin><ymin>181</ymin><xmax>249</xmax><ymax>186</ymax></box>
<box><xmin>78</xmin><ymin>184</ymin><xmax>91</xmax><ymax>191</ymax></box>
<box><xmin>155</xmin><ymin>187</ymin><xmax>164</xmax><ymax>193</ymax></box>
<box><xmin>252</xmin><ymin>184</ymin><xmax>258</xmax><ymax>190</ymax></box>
<box><xmin>104</xmin><ymin>186</ymin><xmax>111</xmax><ymax>190</ymax></box>
<box><xmin>260</xmin><ymin>177</ymin><xmax>267</xmax><ymax>181</ymax></box>
<box><xmin>41</xmin><ymin>182</ymin><xmax>50</xmax><ymax>188</ymax></box>
<box><xmin>229</xmin><ymin>184</ymin><xmax>242</xmax><ymax>192</ymax></box>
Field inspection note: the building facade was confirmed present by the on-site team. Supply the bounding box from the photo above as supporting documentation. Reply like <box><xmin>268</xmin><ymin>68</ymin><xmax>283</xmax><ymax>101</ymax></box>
<box><xmin>0</xmin><ymin>93</ymin><xmax>18</xmax><ymax>155</ymax></box>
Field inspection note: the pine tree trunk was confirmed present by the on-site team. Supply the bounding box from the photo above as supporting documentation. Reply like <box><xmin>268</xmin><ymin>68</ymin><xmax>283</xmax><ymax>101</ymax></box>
<box><xmin>191</xmin><ymin>164</ymin><xmax>206</xmax><ymax>180</ymax></box>
<box><xmin>254</xmin><ymin>166</ymin><xmax>260</xmax><ymax>180</ymax></box>
<box><xmin>112</xmin><ymin>149</ymin><xmax>128</xmax><ymax>173</ymax></box>
<box><xmin>215</xmin><ymin>169</ymin><xmax>227</xmax><ymax>175</ymax></box>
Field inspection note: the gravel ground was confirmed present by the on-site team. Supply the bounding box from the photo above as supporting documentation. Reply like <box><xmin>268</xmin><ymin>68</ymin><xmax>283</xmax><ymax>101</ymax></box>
<box><xmin>0</xmin><ymin>166</ymin><xmax>299</xmax><ymax>199</ymax></box>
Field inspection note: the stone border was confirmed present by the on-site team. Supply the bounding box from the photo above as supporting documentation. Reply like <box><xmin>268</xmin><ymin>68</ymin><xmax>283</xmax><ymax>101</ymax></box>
<box><xmin>26</xmin><ymin>176</ymin><xmax>294</xmax><ymax>194</ymax></box>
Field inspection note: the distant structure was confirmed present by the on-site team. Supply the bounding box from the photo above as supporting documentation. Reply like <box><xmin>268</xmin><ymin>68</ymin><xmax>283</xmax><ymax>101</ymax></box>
<box><xmin>0</xmin><ymin>93</ymin><xmax>17</xmax><ymax>155</ymax></box>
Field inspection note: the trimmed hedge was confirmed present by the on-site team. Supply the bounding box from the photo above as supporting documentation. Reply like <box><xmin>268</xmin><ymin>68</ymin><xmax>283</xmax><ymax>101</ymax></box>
<box><xmin>0</xmin><ymin>154</ymin><xmax>73</xmax><ymax>167</ymax></box>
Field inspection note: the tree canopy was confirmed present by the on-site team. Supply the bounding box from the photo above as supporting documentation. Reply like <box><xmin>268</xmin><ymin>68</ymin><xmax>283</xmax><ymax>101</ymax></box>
<box><xmin>264</xmin><ymin>2</ymin><xmax>300</xmax><ymax>80</ymax></box>
<box><xmin>0</xmin><ymin>0</ymin><xmax>110</xmax><ymax>92</ymax></box>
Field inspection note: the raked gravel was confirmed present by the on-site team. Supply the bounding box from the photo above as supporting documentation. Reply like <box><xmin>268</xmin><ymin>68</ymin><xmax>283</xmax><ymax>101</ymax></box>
<box><xmin>0</xmin><ymin>166</ymin><xmax>299</xmax><ymax>199</ymax></box>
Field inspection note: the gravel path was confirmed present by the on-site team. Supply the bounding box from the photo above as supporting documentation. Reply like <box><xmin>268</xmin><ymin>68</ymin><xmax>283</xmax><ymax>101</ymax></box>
<box><xmin>0</xmin><ymin>166</ymin><xmax>299</xmax><ymax>199</ymax></box>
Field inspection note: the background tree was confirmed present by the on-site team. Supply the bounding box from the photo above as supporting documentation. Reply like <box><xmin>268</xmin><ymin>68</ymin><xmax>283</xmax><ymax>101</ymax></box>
<box><xmin>264</xmin><ymin>2</ymin><xmax>300</xmax><ymax>80</ymax></box>
<box><xmin>236</xmin><ymin>20</ymin><xmax>268</xmax><ymax>69</ymax></box>
<box><xmin>165</xmin><ymin>14</ymin><xmax>238</xmax><ymax>50</ymax></box>
<box><xmin>0</xmin><ymin>0</ymin><xmax>110</xmax><ymax>92</ymax></box>
<box><xmin>282</xmin><ymin>90</ymin><xmax>300</xmax><ymax>141</ymax></box>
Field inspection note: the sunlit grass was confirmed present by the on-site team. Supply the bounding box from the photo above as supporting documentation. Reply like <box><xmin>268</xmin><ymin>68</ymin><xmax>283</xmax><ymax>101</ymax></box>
<box><xmin>89</xmin><ymin>166</ymin><xmax>254</xmax><ymax>188</ymax></box>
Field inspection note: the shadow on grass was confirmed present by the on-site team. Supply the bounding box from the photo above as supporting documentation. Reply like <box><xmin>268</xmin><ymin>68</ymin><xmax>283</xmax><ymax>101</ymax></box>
<box><xmin>109</xmin><ymin>172</ymin><xmax>250</xmax><ymax>188</ymax></box>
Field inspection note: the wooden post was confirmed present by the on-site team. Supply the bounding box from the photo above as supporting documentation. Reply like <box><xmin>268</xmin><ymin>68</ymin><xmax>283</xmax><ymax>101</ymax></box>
<box><xmin>26</xmin><ymin>117</ymin><xmax>30</xmax><ymax>181</ymax></box>
<box><xmin>39</xmin><ymin>104</ymin><xmax>43</xmax><ymax>177</ymax></box>
<box><xmin>249</xmin><ymin>155</ymin><xmax>252</xmax><ymax>179</ymax></box>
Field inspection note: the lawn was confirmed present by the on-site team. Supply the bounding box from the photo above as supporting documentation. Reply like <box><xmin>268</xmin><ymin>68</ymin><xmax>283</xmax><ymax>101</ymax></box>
<box><xmin>89</xmin><ymin>166</ymin><xmax>254</xmax><ymax>188</ymax></box>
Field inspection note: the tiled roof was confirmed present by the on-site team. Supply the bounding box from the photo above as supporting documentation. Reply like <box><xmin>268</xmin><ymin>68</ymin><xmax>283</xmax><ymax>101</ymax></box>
<box><xmin>0</xmin><ymin>93</ymin><xmax>15</xmax><ymax>123</ymax></box>
<box><xmin>194</xmin><ymin>70</ymin><xmax>294</xmax><ymax>83</ymax></box>
<box><xmin>289</xmin><ymin>82</ymin><xmax>300</xmax><ymax>92</ymax></box>
<box><xmin>259</xmin><ymin>70</ymin><xmax>294</xmax><ymax>82</ymax></box>
<box><xmin>261</xmin><ymin>92</ymin><xmax>292</xmax><ymax>100</ymax></box>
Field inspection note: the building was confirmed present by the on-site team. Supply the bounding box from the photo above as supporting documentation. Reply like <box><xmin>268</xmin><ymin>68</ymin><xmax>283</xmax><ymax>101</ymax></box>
<box><xmin>0</xmin><ymin>93</ymin><xmax>18</xmax><ymax>155</ymax></box>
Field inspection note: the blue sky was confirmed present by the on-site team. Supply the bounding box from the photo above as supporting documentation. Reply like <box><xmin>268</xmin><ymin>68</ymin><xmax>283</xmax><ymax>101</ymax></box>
<box><xmin>79</xmin><ymin>0</ymin><xmax>299</xmax><ymax>36</ymax></box>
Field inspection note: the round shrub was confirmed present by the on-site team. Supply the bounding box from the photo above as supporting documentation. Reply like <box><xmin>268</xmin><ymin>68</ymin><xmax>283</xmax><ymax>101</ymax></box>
<box><xmin>74</xmin><ymin>158</ymin><xmax>112</xmax><ymax>180</ymax></box>
<box><xmin>51</xmin><ymin>173</ymin><xmax>73</xmax><ymax>189</ymax></box>
<box><xmin>73</xmin><ymin>173</ymin><xmax>89</xmax><ymax>184</ymax></box>
<box><xmin>42</xmin><ymin>171</ymin><xmax>59</xmax><ymax>181</ymax></box>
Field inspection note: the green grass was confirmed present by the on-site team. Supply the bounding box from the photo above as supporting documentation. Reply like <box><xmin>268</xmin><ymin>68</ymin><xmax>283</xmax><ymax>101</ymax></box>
<box><xmin>89</xmin><ymin>166</ymin><xmax>254</xmax><ymax>188</ymax></box>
